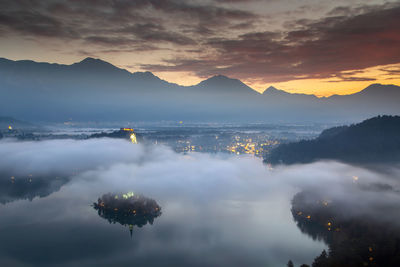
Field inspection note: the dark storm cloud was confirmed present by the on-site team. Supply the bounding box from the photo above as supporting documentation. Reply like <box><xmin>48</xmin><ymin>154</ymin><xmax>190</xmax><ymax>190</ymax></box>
<box><xmin>284</xmin><ymin>4</ymin><xmax>400</xmax><ymax>76</ymax></box>
<box><xmin>1</xmin><ymin>0</ymin><xmax>399</xmax><ymax>83</ymax></box>
<box><xmin>0</xmin><ymin>0</ymin><xmax>255</xmax><ymax>47</ymax></box>
<box><xmin>0</xmin><ymin>10</ymin><xmax>80</xmax><ymax>39</ymax></box>
<box><xmin>84</xmin><ymin>36</ymin><xmax>138</xmax><ymax>46</ymax></box>
<box><xmin>118</xmin><ymin>23</ymin><xmax>196</xmax><ymax>45</ymax></box>
<box><xmin>183</xmin><ymin>25</ymin><xmax>215</xmax><ymax>36</ymax></box>
<box><xmin>84</xmin><ymin>24</ymin><xmax>196</xmax><ymax>47</ymax></box>
<box><xmin>144</xmin><ymin>3</ymin><xmax>400</xmax><ymax>82</ymax></box>
<box><xmin>146</xmin><ymin>0</ymin><xmax>255</xmax><ymax>21</ymax></box>
<box><xmin>325</xmin><ymin>3</ymin><xmax>391</xmax><ymax>17</ymax></box>
<box><xmin>327</xmin><ymin>76</ymin><xmax>377</xmax><ymax>83</ymax></box>
<box><xmin>229</xmin><ymin>21</ymin><xmax>257</xmax><ymax>30</ymax></box>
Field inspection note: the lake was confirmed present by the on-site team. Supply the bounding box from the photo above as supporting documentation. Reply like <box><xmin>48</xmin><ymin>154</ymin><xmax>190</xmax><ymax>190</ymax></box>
<box><xmin>0</xmin><ymin>139</ymin><xmax>327</xmax><ymax>267</ymax></box>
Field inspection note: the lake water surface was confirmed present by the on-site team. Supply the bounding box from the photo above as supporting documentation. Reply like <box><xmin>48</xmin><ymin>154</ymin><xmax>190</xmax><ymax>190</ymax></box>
<box><xmin>0</xmin><ymin>140</ymin><xmax>327</xmax><ymax>267</ymax></box>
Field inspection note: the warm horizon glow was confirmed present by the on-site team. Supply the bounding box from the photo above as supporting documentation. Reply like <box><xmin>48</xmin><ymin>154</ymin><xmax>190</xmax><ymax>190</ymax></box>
<box><xmin>1</xmin><ymin>0</ymin><xmax>400</xmax><ymax>97</ymax></box>
<box><xmin>1</xmin><ymin>54</ymin><xmax>399</xmax><ymax>97</ymax></box>
<box><xmin>246</xmin><ymin>63</ymin><xmax>400</xmax><ymax>97</ymax></box>
<box><xmin>143</xmin><ymin>63</ymin><xmax>400</xmax><ymax>97</ymax></box>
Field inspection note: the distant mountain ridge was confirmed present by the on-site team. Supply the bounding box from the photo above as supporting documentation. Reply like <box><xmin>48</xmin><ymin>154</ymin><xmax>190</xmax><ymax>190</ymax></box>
<box><xmin>195</xmin><ymin>75</ymin><xmax>257</xmax><ymax>94</ymax></box>
<box><xmin>3</xmin><ymin>57</ymin><xmax>396</xmax><ymax>97</ymax></box>
<box><xmin>265</xmin><ymin>115</ymin><xmax>400</xmax><ymax>164</ymax></box>
<box><xmin>263</xmin><ymin>86</ymin><xmax>289</xmax><ymax>95</ymax></box>
<box><xmin>0</xmin><ymin>116</ymin><xmax>34</xmax><ymax>129</ymax></box>
<box><xmin>0</xmin><ymin>57</ymin><xmax>399</xmax><ymax>122</ymax></box>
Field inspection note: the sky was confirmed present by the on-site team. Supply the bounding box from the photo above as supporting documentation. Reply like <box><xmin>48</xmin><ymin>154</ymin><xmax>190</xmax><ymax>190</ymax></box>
<box><xmin>1</xmin><ymin>0</ymin><xmax>400</xmax><ymax>96</ymax></box>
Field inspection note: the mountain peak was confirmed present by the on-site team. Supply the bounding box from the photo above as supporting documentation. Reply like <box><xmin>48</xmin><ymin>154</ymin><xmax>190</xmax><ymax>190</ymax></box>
<box><xmin>353</xmin><ymin>83</ymin><xmax>400</xmax><ymax>97</ymax></box>
<box><xmin>196</xmin><ymin>75</ymin><xmax>257</xmax><ymax>94</ymax></box>
<box><xmin>362</xmin><ymin>83</ymin><xmax>396</xmax><ymax>91</ymax></box>
<box><xmin>132</xmin><ymin>71</ymin><xmax>157</xmax><ymax>78</ymax></box>
<box><xmin>77</xmin><ymin>57</ymin><xmax>113</xmax><ymax>66</ymax></box>
<box><xmin>131</xmin><ymin>71</ymin><xmax>167</xmax><ymax>84</ymax></box>
<box><xmin>199</xmin><ymin>75</ymin><xmax>245</xmax><ymax>86</ymax></box>
<box><xmin>72</xmin><ymin>57</ymin><xmax>128</xmax><ymax>74</ymax></box>
<box><xmin>262</xmin><ymin>86</ymin><xmax>289</xmax><ymax>95</ymax></box>
<box><xmin>80</xmin><ymin>57</ymin><xmax>97</xmax><ymax>62</ymax></box>
<box><xmin>208</xmin><ymin>74</ymin><xmax>233</xmax><ymax>81</ymax></box>
<box><xmin>265</xmin><ymin>86</ymin><xmax>279</xmax><ymax>92</ymax></box>
<box><xmin>196</xmin><ymin>75</ymin><xmax>258</xmax><ymax>94</ymax></box>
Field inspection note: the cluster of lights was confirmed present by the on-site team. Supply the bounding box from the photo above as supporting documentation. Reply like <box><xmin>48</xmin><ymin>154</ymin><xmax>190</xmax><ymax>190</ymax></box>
<box><xmin>120</xmin><ymin>128</ymin><xmax>138</xmax><ymax>144</ymax></box>
<box><xmin>152</xmin><ymin>134</ymin><xmax>280</xmax><ymax>156</ymax></box>
<box><xmin>121</xmin><ymin>128</ymin><xmax>134</xmax><ymax>132</ymax></box>
<box><xmin>295</xmin><ymin>197</ymin><xmax>345</xmax><ymax>234</ymax></box>
<box><xmin>227</xmin><ymin>139</ymin><xmax>279</xmax><ymax>156</ymax></box>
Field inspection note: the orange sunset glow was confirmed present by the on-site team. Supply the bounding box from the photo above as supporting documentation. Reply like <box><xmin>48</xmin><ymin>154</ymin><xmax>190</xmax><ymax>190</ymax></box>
<box><xmin>1</xmin><ymin>0</ymin><xmax>399</xmax><ymax>97</ymax></box>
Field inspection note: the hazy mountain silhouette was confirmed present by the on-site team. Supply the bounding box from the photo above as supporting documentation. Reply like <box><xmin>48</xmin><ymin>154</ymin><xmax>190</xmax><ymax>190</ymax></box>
<box><xmin>195</xmin><ymin>75</ymin><xmax>256</xmax><ymax>94</ymax></box>
<box><xmin>263</xmin><ymin>86</ymin><xmax>290</xmax><ymax>96</ymax></box>
<box><xmin>260</xmin><ymin>86</ymin><xmax>323</xmax><ymax>121</ymax></box>
<box><xmin>0</xmin><ymin>57</ymin><xmax>399</xmax><ymax>123</ymax></box>
<box><xmin>0</xmin><ymin>116</ymin><xmax>35</xmax><ymax>129</ymax></box>
<box><xmin>266</xmin><ymin>115</ymin><xmax>400</xmax><ymax>164</ymax></box>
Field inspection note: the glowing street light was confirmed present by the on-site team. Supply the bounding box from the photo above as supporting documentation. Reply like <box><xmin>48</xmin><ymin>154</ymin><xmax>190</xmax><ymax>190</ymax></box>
<box><xmin>130</xmin><ymin>133</ymin><xmax>137</xmax><ymax>144</ymax></box>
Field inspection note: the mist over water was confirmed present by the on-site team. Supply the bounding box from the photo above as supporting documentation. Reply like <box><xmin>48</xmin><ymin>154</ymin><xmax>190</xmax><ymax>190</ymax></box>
<box><xmin>0</xmin><ymin>139</ymin><xmax>399</xmax><ymax>266</ymax></box>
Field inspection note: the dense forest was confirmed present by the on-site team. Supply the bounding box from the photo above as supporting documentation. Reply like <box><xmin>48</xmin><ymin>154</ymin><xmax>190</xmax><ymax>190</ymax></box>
<box><xmin>290</xmin><ymin>189</ymin><xmax>400</xmax><ymax>267</ymax></box>
<box><xmin>265</xmin><ymin>115</ymin><xmax>400</xmax><ymax>164</ymax></box>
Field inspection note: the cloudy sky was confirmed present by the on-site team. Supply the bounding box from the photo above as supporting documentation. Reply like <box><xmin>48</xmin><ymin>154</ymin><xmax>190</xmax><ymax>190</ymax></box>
<box><xmin>1</xmin><ymin>0</ymin><xmax>400</xmax><ymax>96</ymax></box>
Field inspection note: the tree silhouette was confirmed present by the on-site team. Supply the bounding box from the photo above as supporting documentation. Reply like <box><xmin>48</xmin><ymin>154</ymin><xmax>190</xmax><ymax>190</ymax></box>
<box><xmin>266</xmin><ymin>115</ymin><xmax>400</xmax><ymax>164</ymax></box>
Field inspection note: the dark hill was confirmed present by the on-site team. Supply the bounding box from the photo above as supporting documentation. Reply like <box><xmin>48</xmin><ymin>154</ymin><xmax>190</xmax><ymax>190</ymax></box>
<box><xmin>0</xmin><ymin>116</ymin><xmax>35</xmax><ymax>129</ymax></box>
<box><xmin>265</xmin><ymin>115</ymin><xmax>400</xmax><ymax>164</ymax></box>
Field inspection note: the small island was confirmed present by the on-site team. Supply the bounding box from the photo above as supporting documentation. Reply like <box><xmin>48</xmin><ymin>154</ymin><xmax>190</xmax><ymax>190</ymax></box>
<box><xmin>93</xmin><ymin>192</ymin><xmax>161</xmax><ymax>236</ymax></box>
<box><xmin>89</xmin><ymin>128</ymin><xmax>139</xmax><ymax>143</ymax></box>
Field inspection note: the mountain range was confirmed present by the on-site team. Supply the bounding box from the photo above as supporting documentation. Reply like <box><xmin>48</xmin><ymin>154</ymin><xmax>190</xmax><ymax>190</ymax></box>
<box><xmin>0</xmin><ymin>57</ymin><xmax>399</xmax><ymax>123</ymax></box>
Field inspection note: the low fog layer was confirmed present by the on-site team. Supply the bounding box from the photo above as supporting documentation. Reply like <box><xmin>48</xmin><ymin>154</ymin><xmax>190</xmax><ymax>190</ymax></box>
<box><xmin>1</xmin><ymin>138</ymin><xmax>400</xmax><ymax>221</ymax></box>
<box><xmin>1</xmin><ymin>138</ymin><xmax>400</xmax><ymax>266</ymax></box>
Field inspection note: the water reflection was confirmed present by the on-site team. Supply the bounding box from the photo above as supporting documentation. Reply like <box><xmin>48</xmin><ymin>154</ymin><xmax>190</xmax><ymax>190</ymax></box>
<box><xmin>292</xmin><ymin>189</ymin><xmax>400</xmax><ymax>267</ymax></box>
<box><xmin>0</xmin><ymin>170</ymin><xmax>325</xmax><ymax>266</ymax></box>
<box><xmin>0</xmin><ymin>139</ymin><xmax>334</xmax><ymax>266</ymax></box>
<box><xmin>93</xmin><ymin>192</ymin><xmax>162</xmax><ymax>237</ymax></box>
<box><xmin>0</xmin><ymin>173</ymin><xmax>69</xmax><ymax>204</ymax></box>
